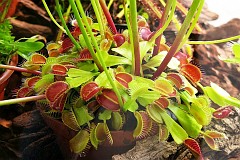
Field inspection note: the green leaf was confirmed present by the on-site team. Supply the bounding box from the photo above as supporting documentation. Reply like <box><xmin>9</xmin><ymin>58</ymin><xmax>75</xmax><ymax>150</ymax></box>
<box><xmin>66</xmin><ymin>68</ymin><xmax>99</xmax><ymax>88</ymax></box>
<box><xmin>73</xmin><ymin>106</ymin><xmax>93</xmax><ymax>126</ymax></box>
<box><xmin>205</xmin><ymin>82</ymin><xmax>240</xmax><ymax>107</ymax></box>
<box><xmin>123</xmin><ymin>99</ymin><xmax>139</xmax><ymax>112</ymax></box>
<box><xmin>137</xmin><ymin>90</ymin><xmax>161</xmax><ymax>106</ymax></box>
<box><xmin>146</xmin><ymin>104</ymin><xmax>163</xmax><ymax>124</ymax></box>
<box><xmin>220</xmin><ymin>44</ymin><xmax>240</xmax><ymax>64</ymax></box>
<box><xmin>143</xmin><ymin>51</ymin><xmax>180</xmax><ymax>71</ymax></box>
<box><xmin>223</xmin><ymin>58</ymin><xmax>240</xmax><ymax>63</ymax></box>
<box><xmin>232</xmin><ymin>43</ymin><xmax>240</xmax><ymax>58</ymax></box>
<box><xmin>168</xmin><ymin>105</ymin><xmax>202</xmax><ymax>138</ymax></box>
<box><xmin>98</xmin><ymin>110</ymin><xmax>112</xmax><ymax>122</ymax></box>
<box><xmin>159</xmin><ymin>109</ymin><xmax>188</xmax><ymax>144</ymax></box>
<box><xmin>67</xmin><ymin>68</ymin><xmax>99</xmax><ymax>78</ymax></box>
<box><xmin>94</xmin><ymin>71</ymin><xmax>112</xmax><ymax>88</ymax></box>
<box><xmin>15</xmin><ymin>41</ymin><xmax>44</xmax><ymax>60</ymax></box>
<box><xmin>66</xmin><ymin>77</ymin><xmax>93</xmax><ymax>88</ymax></box>
<box><xmin>111</xmin><ymin>41</ymin><xmax>132</xmax><ymax>60</ymax></box>
<box><xmin>128</xmin><ymin>80</ymin><xmax>149</xmax><ymax>99</ymax></box>
<box><xmin>111</xmin><ymin>112</ymin><xmax>124</xmax><ymax>130</ymax></box>
<box><xmin>190</xmin><ymin>96</ymin><xmax>212</xmax><ymax>126</ymax></box>
<box><xmin>154</xmin><ymin>77</ymin><xmax>174</xmax><ymax>96</ymax></box>
<box><xmin>69</xmin><ymin>130</ymin><xmax>90</xmax><ymax>153</ymax></box>
<box><xmin>105</xmin><ymin>55</ymin><xmax>131</xmax><ymax>66</ymax></box>
<box><xmin>34</xmin><ymin>74</ymin><xmax>54</xmax><ymax>93</ymax></box>
<box><xmin>77</xmin><ymin>62</ymin><xmax>95</xmax><ymax>71</ymax></box>
<box><xmin>90</xmin><ymin>124</ymin><xmax>99</xmax><ymax>149</ymax></box>
<box><xmin>139</xmin><ymin>41</ymin><xmax>154</xmax><ymax>61</ymax></box>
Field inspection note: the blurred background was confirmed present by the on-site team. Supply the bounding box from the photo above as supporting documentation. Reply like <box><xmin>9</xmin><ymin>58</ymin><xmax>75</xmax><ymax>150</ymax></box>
<box><xmin>205</xmin><ymin>0</ymin><xmax>240</xmax><ymax>26</ymax></box>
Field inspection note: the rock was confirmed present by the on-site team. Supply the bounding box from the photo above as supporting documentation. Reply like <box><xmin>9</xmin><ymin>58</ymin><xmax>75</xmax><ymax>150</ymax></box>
<box><xmin>201</xmin><ymin>18</ymin><xmax>240</xmax><ymax>46</ymax></box>
<box><xmin>180</xmin><ymin>0</ymin><xmax>219</xmax><ymax>22</ymax></box>
<box><xmin>193</xmin><ymin>44</ymin><xmax>240</xmax><ymax>97</ymax></box>
<box><xmin>12</xmin><ymin>109</ymin><xmax>45</xmax><ymax>133</ymax></box>
<box><xmin>10</xmin><ymin>0</ymin><xmax>57</xmax><ymax>41</ymax></box>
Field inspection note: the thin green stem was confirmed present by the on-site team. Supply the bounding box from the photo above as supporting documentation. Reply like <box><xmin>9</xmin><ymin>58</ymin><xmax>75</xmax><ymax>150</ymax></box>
<box><xmin>91</xmin><ymin>0</ymin><xmax>104</xmax><ymax>38</ymax></box>
<box><xmin>149</xmin><ymin>0</ymin><xmax>176</xmax><ymax>42</ymax></box>
<box><xmin>75</xmin><ymin>0</ymin><xmax>123</xmax><ymax>107</ymax></box>
<box><xmin>159</xmin><ymin>0</ymin><xmax>181</xmax><ymax>31</ymax></box>
<box><xmin>42</xmin><ymin>0</ymin><xmax>66</xmax><ymax>33</ymax></box>
<box><xmin>0</xmin><ymin>64</ymin><xmax>41</xmax><ymax>75</ymax></box>
<box><xmin>188</xmin><ymin>35</ymin><xmax>240</xmax><ymax>45</ymax></box>
<box><xmin>152</xmin><ymin>0</ymin><xmax>202</xmax><ymax>80</ymax></box>
<box><xmin>0</xmin><ymin>95</ymin><xmax>45</xmax><ymax>106</ymax></box>
<box><xmin>177</xmin><ymin>0</ymin><xmax>205</xmax><ymax>51</ymax></box>
<box><xmin>124</xmin><ymin>0</ymin><xmax>134</xmax><ymax>74</ymax></box>
<box><xmin>152</xmin><ymin>0</ymin><xmax>174</xmax><ymax>57</ymax></box>
<box><xmin>56</xmin><ymin>4</ymin><xmax>71</xmax><ymax>42</ymax></box>
<box><xmin>107</xmin><ymin>0</ymin><xmax>114</xmax><ymax>9</ymax></box>
<box><xmin>129</xmin><ymin>0</ymin><xmax>141</xmax><ymax>76</ymax></box>
<box><xmin>55</xmin><ymin>0</ymin><xmax>81</xmax><ymax>51</ymax></box>
<box><xmin>0</xmin><ymin>0</ymin><xmax>11</xmax><ymax>22</ymax></box>
<box><xmin>99</xmin><ymin>0</ymin><xmax>117</xmax><ymax>34</ymax></box>
<box><xmin>68</xmin><ymin>0</ymin><xmax>103</xmax><ymax>71</ymax></box>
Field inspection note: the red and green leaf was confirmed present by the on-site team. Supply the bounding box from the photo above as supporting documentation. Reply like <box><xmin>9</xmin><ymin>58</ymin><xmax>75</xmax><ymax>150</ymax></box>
<box><xmin>204</xmin><ymin>130</ymin><xmax>226</xmax><ymax>139</ymax></box>
<box><xmin>51</xmin><ymin>64</ymin><xmax>68</xmax><ymax>76</ymax></box>
<box><xmin>80</xmin><ymin>82</ymin><xmax>101</xmax><ymax>101</ymax></box>
<box><xmin>146</xmin><ymin>104</ymin><xmax>163</xmax><ymax>124</ymax></box>
<box><xmin>154</xmin><ymin>97</ymin><xmax>170</xmax><ymax>109</ymax></box>
<box><xmin>96</xmin><ymin>89</ymin><xmax>120</xmax><ymax>111</ymax></box>
<box><xmin>180</xmin><ymin>64</ymin><xmax>202</xmax><ymax>84</ymax></box>
<box><xmin>133</xmin><ymin>111</ymin><xmax>151</xmax><ymax>140</ymax></box>
<box><xmin>158</xmin><ymin>124</ymin><xmax>169</xmax><ymax>141</ymax></box>
<box><xmin>31</xmin><ymin>53</ymin><xmax>46</xmax><ymax>64</ymax></box>
<box><xmin>69</xmin><ymin>129</ymin><xmax>90</xmax><ymax>153</ymax></box>
<box><xmin>184</xmin><ymin>138</ymin><xmax>204</xmax><ymax>160</ymax></box>
<box><xmin>212</xmin><ymin>106</ymin><xmax>233</xmax><ymax>119</ymax></box>
<box><xmin>25</xmin><ymin>76</ymin><xmax>41</xmax><ymax>88</ymax></box>
<box><xmin>166</xmin><ymin>73</ymin><xmax>184</xmax><ymax>89</ymax></box>
<box><xmin>45</xmin><ymin>81</ymin><xmax>69</xmax><ymax>103</ymax></box>
<box><xmin>115</xmin><ymin>72</ymin><xmax>133</xmax><ymax>88</ymax></box>
<box><xmin>203</xmin><ymin>135</ymin><xmax>219</xmax><ymax>150</ymax></box>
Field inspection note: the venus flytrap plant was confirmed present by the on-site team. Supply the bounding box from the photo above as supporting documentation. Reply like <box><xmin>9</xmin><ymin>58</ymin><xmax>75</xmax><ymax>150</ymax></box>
<box><xmin>1</xmin><ymin>0</ymin><xmax>240</xmax><ymax>159</ymax></box>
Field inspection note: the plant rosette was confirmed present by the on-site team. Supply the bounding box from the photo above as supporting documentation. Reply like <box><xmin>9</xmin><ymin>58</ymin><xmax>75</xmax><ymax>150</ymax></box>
<box><xmin>0</xmin><ymin>0</ymin><xmax>240</xmax><ymax>159</ymax></box>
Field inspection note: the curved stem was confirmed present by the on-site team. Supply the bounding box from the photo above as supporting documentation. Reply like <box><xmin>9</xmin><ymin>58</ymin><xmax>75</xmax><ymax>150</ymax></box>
<box><xmin>75</xmin><ymin>0</ymin><xmax>123</xmax><ymax>107</ymax></box>
<box><xmin>55</xmin><ymin>0</ymin><xmax>81</xmax><ymax>51</ymax></box>
<box><xmin>91</xmin><ymin>0</ymin><xmax>104</xmax><ymax>38</ymax></box>
<box><xmin>149</xmin><ymin>0</ymin><xmax>176</xmax><ymax>42</ymax></box>
<box><xmin>129</xmin><ymin>0</ymin><xmax>141</xmax><ymax>76</ymax></box>
<box><xmin>0</xmin><ymin>95</ymin><xmax>45</xmax><ymax>106</ymax></box>
<box><xmin>99</xmin><ymin>0</ymin><xmax>117</xmax><ymax>34</ymax></box>
<box><xmin>0</xmin><ymin>0</ymin><xmax>11</xmax><ymax>22</ymax></box>
<box><xmin>124</xmin><ymin>0</ymin><xmax>133</xmax><ymax>73</ymax></box>
<box><xmin>177</xmin><ymin>0</ymin><xmax>205</xmax><ymax>51</ymax></box>
<box><xmin>152</xmin><ymin>0</ymin><xmax>174</xmax><ymax>57</ymax></box>
<box><xmin>69</xmin><ymin>0</ymin><xmax>103</xmax><ymax>71</ymax></box>
<box><xmin>0</xmin><ymin>64</ymin><xmax>41</xmax><ymax>75</ymax></box>
<box><xmin>55</xmin><ymin>4</ymin><xmax>71</xmax><ymax>42</ymax></box>
<box><xmin>0</xmin><ymin>54</ymin><xmax>18</xmax><ymax>85</ymax></box>
<box><xmin>42</xmin><ymin>0</ymin><xmax>66</xmax><ymax>33</ymax></box>
<box><xmin>188</xmin><ymin>35</ymin><xmax>240</xmax><ymax>45</ymax></box>
<box><xmin>152</xmin><ymin>0</ymin><xmax>202</xmax><ymax>80</ymax></box>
